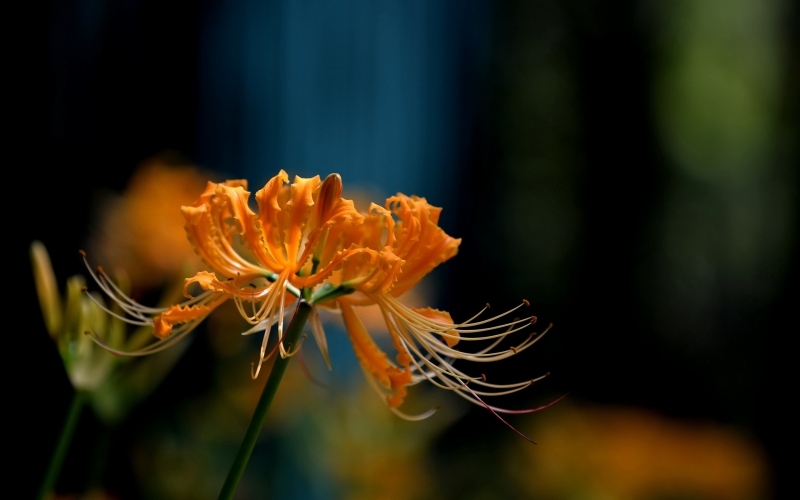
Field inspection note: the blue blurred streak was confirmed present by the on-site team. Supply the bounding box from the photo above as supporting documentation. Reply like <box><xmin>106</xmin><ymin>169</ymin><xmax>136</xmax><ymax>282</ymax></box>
<box><xmin>197</xmin><ymin>0</ymin><xmax>492</xmax><ymax>211</ymax></box>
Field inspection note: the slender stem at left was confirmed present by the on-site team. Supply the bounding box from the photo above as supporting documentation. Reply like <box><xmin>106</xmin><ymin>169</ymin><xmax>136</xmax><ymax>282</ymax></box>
<box><xmin>36</xmin><ymin>390</ymin><xmax>88</xmax><ymax>500</ymax></box>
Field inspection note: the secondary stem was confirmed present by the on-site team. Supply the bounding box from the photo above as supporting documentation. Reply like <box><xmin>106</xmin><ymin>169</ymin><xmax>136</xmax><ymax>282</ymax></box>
<box><xmin>216</xmin><ymin>300</ymin><xmax>312</xmax><ymax>500</ymax></box>
<box><xmin>36</xmin><ymin>390</ymin><xmax>88</xmax><ymax>500</ymax></box>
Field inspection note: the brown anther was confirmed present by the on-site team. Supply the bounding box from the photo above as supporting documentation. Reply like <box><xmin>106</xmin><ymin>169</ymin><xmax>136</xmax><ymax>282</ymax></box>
<box><xmin>481</xmin><ymin>373</ymin><xmax>487</xmax><ymax>382</ymax></box>
<box><xmin>510</xmin><ymin>346</ymin><xmax>518</xmax><ymax>353</ymax></box>
<box><xmin>96</xmin><ymin>266</ymin><xmax>105</xmax><ymax>275</ymax></box>
<box><xmin>302</xmin><ymin>333</ymin><xmax>308</xmax><ymax>339</ymax></box>
<box><xmin>84</xmin><ymin>331</ymin><xmax>90</xmax><ymax>335</ymax></box>
<box><xmin>545</xmin><ymin>371</ymin><xmax>551</xmax><ymax>377</ymax></box>
<box><xmin>486</xmin><ymin>303</ymin><xmax>491</xmax><ymax>309</ymax></box>
<box><xmin>522</xmin><ymin>299</ymin><xmax>530</xmax><ymax>306</ymax></box>
<box><xmin>81</xmin><ymin>286</ymin><xmax>88</xmax><ymax>292</ymax></box>
<box><xmin>249</xmin><ymin>283</ymin><xmax>256</xmax><ymax>288</ymax></box>
<box><xmin>530</xmin><ymin>316</ymin><xmax>538</xmax><ymax>325</ymax></box>
<box><xmin>78</xmin><ymin>249</ymin><xmax>87</xmax><ymax>257</ymax></box>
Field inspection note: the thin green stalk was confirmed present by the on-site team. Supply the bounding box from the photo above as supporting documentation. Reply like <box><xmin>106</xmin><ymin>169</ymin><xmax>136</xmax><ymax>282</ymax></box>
<box><xmin>37</xmin><ymin>390</ymin><xmax>88</xmax><ymax>500</ymax></box>
<box><xmin>217</xmin><ymin>300</ymin><xmax>312</xmax><ymax>500</ymax></box>
<box><xmin>86</xmin><ymin>424</ymin><xmax>115</xmax><ymax>490</ymax></box>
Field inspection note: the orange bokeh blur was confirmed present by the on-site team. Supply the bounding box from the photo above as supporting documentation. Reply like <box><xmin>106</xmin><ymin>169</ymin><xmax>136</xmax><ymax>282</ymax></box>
<box><xmin>510</xmin><ymin>404</ymin><xmax>771</xmax><ymax>500</ymax></box>
<box><xmin>90</xmin><ymin>153</ymin><xmax>210</xmax><ymax>290</ymax></box>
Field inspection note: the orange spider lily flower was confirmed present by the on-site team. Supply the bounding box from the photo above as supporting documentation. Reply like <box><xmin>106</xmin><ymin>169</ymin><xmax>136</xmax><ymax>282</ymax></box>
<box><xmin>83</xmin><ymin>171</ymin><xmax>363</xmax><ymax>374</ymax></box>
<box><xmin>306</xmin><ymin>193</ymin><xmax>549</xmax><ymax>418</ymax></box>
<box><xmin>83</xmin><ymin>171</ymin><xmax>549</xmax><ymax>420</ymax></box>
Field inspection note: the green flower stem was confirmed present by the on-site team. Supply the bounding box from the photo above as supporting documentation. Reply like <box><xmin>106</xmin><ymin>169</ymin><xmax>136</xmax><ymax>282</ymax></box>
<box><xmin>217</xmin><ymin>300</ymin><xmax>312</xmax><ymax>500</ymax></box>
<box><xmin>86</xmin><ymin>424</ymin><xmax>115</xmax><ymax>490</ymax></box>
<box><xmin>37</xmin><ymin>390</ymin><xmax>88</xmax><ymax>500</ymax></box>
<box><xmin>310</xmin><ymin>283</ymin><xmax>354</xmax><ymax>304</ymax></box>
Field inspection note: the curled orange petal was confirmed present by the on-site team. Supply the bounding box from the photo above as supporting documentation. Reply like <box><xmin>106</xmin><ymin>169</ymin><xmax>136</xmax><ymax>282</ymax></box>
<box><xmin>340</xmin><ymin>301</ymin><xmax>411</xmax><ymax>407</ymax></box>
<box><xmin>181</xmin><ymin>181</ymin><xmax>265</xmax><ymax>280</ymax></box>
<box><xmin>153</xmin><ymin>303</ymin><xmax>211</xmax><ymax>339</ymax></box>
<box><xmin>282</xmin><ymin>175</ymin><xmax>320</xmax><ymax>264</ymax></box>
<box><xmin>388</xmin><ymin>195</ymin><xmax>461</xmax><ymax>296</ymax></box>
<box><xmin>386</xmin><ymin>366</ymin><xmax>412</xmax><ymax>408</ymax></box>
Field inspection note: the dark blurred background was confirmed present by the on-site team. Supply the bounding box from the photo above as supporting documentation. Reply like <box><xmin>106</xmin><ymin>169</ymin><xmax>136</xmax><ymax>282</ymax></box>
<box><xmin>16</xmin><ymin>0</ymin><xmax>797</xmax><ymax>499</ymax></box>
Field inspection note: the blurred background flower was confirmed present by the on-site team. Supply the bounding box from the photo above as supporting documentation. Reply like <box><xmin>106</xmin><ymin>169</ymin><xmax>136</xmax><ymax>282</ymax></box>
<box><xmin>507</xmin><ymin>403</ymin><xmax>771</xmax><ymax>500</ymax></box>
<box><xmin>16</xmin><ymin>0</ymin><xmax>796</xmax><ymax>499</ymax></box>
<box><xmin>88</xmin><ymin>152</ymin><xmax>211</xmax><ymax>291</ymax></box>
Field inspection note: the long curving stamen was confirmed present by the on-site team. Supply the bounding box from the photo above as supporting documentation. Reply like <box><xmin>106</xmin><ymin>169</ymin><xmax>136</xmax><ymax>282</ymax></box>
<box><xmin>81</xmin><ymin>252</ymin><xmax>165</xmax><ymax>315</ymax></box>
<box><xmin>376</xmin><ymin>295</ymin><xmax>533</xmax><ymax>341</ymax></box>
<box><xmin>296</xmin><ymin>345</ymin><xmax>329</xmax><ymax>389</ymax></box>
<box><xmin>428</xmin><ymin>367</ymin><xmax>560</xmax><ymax>416</ymax></box>
<box><xmin>81</xmin><ymin>288</ymin><xmax>152</xmax><ymax>326</ymax></box>
<box><xmin>391</xmin><ymin>309</ymin><xmax>540</xmax><ymax>363</ymax></box>
<box><xmin>409</xmin><ymin>320</ymin><xmax>550</xmax><ymax>363</ymax></box>
<box><xmin>397</xmin><ymin>332</ymin><xmax>534</xmax><ymax>395</ymax></box>
<box><xmin>308</xmin><ymin>308</ymin><xmax>332</xmax><ymax>370</ymax></box>
<box><xmin>85</xmin><ymin>312</ymin><xmax>206</xmax><ymax>357</ymax></box>
<box><xmin>460</xmin><ymin>382</ymin><xmax>537</xmax><ymax>444</ymax></box>
<box><xmin>277</xmin><ymin>277</ymin><xmax>290</xmax><ymax>358</ymax></box>
<box><xmin>358</xmin><ymin>364</ymin><xmax>439</xmax><ymax>421</ymax></box>
<box><xmin>251</xmin><ymin>310</ymin><xmax>276</xmax><ymax>379</ymax></box>
<box><xmin>252</xmin><ymin>295</ymin><xmax>299</xmax><ymax>377</ymax></box>
<box><xmin>282</xmin><ymin>333</ymin><xmax>307</xmax><ymax>357</ymax></box>
<box><xmin>487</xmin><ymin>391</ymin><xmax>570</xmax><ymax>415</ymax></box>
<box><xmin>240</xmin><ymin>306</ymin><xmax>293</xmax><ymax>336</ymax></box>
<box><xmin>381</xmin><ymin>295</ymin><xmax>530</xmax><ymax>331</ymax></box>
<box><xmin>384</xmin><ymin>309</ymin><xmax>548</xmax><ymax>400</ymax></box>
<box><xmin>389</xmin><ymin>405</ymin><xmax>439</xmax><ymax>421</ymax></box>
